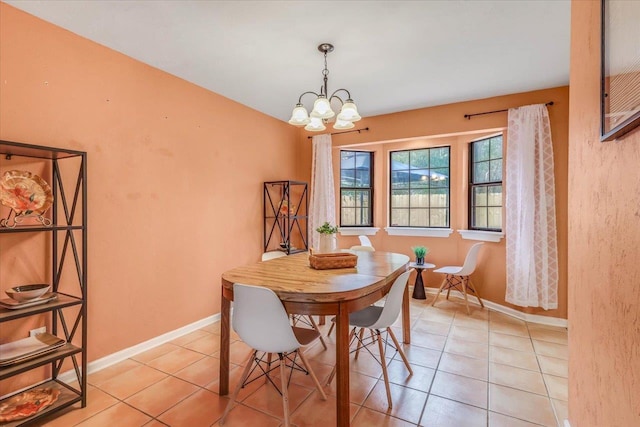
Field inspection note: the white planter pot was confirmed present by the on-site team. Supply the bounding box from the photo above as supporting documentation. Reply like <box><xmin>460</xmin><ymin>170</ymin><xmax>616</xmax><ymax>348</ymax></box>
<box><xmin>318</xmin><ymin>234</ymin><xmax>337</xmax><ymax>253</ymax></box>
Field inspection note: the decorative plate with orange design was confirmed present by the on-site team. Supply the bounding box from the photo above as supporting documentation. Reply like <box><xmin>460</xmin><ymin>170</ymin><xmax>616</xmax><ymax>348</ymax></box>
<box><xmin>0</xmin><ymin>170</ymin><xmax>53</xmax><ymax>215</ymax></box>
<box><xmin>0</xmin><ymin>388</ymin><xmax>60</xmax><ymax>422</ymax></box>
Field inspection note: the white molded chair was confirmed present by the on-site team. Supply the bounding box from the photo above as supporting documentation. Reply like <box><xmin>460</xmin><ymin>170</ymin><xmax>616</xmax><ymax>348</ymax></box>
<box><xmin>261</xmin><ymin>250</ymin><xmax>287</xmax><ymax>261</ymax></box>
<box><xmin>349</xmin><ymin>245</ymin><xmax>375</xmax><ymax>252</ymax></box>
<box><xmin>220</xmin><ymin>284</ymin><xmax>327</xmax><ymax>426</ymax></box>
<box><xmin>358</xmin><ymin>235</ymin><xmax>373</xmax><ymax>247</ymax></box>
<box><xmin>327</xmin><ymin>270</ymin><xmax>413</xmax><ymax>408</ymax></box>
<box><xmin>431</xmin><ymin>242</ymin><xmax>485</xmax><ymax>314</ymax></box>
<box><xmin>261</xmin><ymin>252</ymin><xmax>327</xmax><ymax>350</ymax></box>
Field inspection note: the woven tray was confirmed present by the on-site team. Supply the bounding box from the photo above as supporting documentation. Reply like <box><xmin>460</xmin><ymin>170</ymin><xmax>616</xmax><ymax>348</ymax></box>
<box><xmin>309</xmin><ymin>252</ymin><xmax>358</xmax><ymax>270</ymax></box>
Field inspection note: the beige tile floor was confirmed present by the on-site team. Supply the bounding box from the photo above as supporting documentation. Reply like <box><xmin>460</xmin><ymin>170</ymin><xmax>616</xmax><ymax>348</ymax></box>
<box><xmin>39</xmin><ymin>298</ymin><xmax>568</xmax><ymax>427</ymax></box>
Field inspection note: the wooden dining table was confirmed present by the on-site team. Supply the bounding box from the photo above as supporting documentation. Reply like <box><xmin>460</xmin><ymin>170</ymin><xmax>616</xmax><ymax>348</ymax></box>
<box><xmin>219</xmin><ymin>250</ymin><xmax>410</xmax><ymax>427</ymax></box>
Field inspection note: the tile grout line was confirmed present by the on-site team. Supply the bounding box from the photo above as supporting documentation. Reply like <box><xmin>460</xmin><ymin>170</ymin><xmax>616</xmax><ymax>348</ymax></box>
<box><xmin>484</xmin><ymin>311</ymin><xmax>550</xmax><ymax>426</ymax></box>
<box><xmin>486</xmin><ymin>309</ymin><xmax>492</xmax><ymax>427</ymax></box>
<box><xmin>527</xmin><ymin>320</ymin><xmax>567</xmax><ymax>427</ymax></box>
<box><xmin>415</xmin><ymin>305</ymin><xmax>454</xmax><ymax>426</ymax></box>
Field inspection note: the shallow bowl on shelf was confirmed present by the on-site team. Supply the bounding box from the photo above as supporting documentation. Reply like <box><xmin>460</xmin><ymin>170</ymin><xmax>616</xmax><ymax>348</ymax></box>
<box><xmin>5</xmin><ymin>284</ymin><xmax>51</xmax><ymax>302</ymax></box>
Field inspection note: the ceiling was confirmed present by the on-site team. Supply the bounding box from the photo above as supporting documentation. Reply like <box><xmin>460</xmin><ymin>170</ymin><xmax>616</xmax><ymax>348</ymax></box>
<box><xmin>5</xmin><ymin>0</ymin><xmax>571</xmax><ymax>122</ymax></box>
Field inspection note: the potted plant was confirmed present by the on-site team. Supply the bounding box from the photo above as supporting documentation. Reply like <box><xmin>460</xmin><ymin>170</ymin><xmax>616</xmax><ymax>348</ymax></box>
<box><xmin>316</xmin><ymin>222</ymin><xmax>338</xmax><ymax>253</ymax></box>
<box><xmin>316</xmin><ymin>222</ymin><xmax>338</xmax><ymax>235</ymax></box>
<box><xmin>412</xmin><ymin>246</ymin><xmax>429</xmax><ymax>265</ymax></box>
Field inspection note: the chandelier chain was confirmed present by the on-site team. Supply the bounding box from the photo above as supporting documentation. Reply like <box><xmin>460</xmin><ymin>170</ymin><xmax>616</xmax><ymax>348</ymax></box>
<box><xmin>321</xmin><ymin>51</ymin><xmax>330</xmax><ymax>97</ymax></box>
<box><xmin>323</xmin><ymin>52</ymin><xmax>329</xmax><ymax>77</ymax></box>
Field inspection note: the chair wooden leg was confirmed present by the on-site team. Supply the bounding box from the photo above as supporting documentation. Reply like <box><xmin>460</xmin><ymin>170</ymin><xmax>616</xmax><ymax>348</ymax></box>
<box><xmin>327</xmin><ymin>327</ymin><xmax>356</xmax><ymax>385</ymax></box>
<box><xmin>265</xmin><ymin>352</ymin><xmax>272</xmax><ymax>384</ymax></box>
<box><xmin>279</xmin><ymin>353</ymin><xmax>291</xmax><ymax>427</ymax></box>
<box><xmin>461</xmin><ymin>276</ymin><xmax>471</xmax><ymax>315</ymax></box>
<box><xmin>297</xmin><ymin>348</ymin><xmax>327</xmax><ymax>400</ymax></box>
<box><xmin>354</xmin><ymin>328</ymin><xmax>365</xmax><ymax>359</ymax></box>
<box><xmin>387</xmin><ymin>327</ymin><xmax>413</xmax><ymax>375</ymax></box>
<box><xmin>220</xmin><ymin>349</ymin><xmax>255</xmax><ymax>425</ymax></box>
<box><xmin>431</xmin><ymin>276</ymin><xmax>448</xmax><ymax>307</ymax></box>
<box><xmin>376</xmin><ymin>330</ymin><xmax>393</xmax><ymax>408</ymax></box>
<box><xmin>467</xmin><ymin>279</ymin><xmax>485</xmax><ymax>308</ymax></box>
<box><xmin>308</xmin><ymin>315</ymin><xmax>328</xmax><ymax>350</ymax></box>
<box><xmin>327</xmin><ymin>318</ymin><xmax>335</xmax><ymax>337</ymax></box>
<box><xmin>326</xmin><ymin>365</ymin><xmax>335</xmax><ymax>386</ymax></box>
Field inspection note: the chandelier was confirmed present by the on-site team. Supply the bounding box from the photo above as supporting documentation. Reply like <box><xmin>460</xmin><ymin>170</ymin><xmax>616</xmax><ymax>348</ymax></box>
<box><xmin>288</xmin><ymin>43</ymin><xmax>361</xmax><ymax>132</ymax></box>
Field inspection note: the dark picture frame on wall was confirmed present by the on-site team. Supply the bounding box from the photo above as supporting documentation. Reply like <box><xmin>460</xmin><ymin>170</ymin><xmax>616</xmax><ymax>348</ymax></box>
<box><xmin>600</xmin><ymin>0</ymin><xmax>640</xmax><ymax>142</ymax></box>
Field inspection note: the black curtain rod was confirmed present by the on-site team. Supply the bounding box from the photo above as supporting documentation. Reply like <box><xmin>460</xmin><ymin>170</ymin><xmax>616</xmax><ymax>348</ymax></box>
<box><xmin>307</xmin><ymin>127</ymin><xmax>370</xmax><ymax>139</ymax></box>
<box><xmin>464</xmin><ymin>101</ymin><xmax>554</xmax><ymax>120</ymax></box>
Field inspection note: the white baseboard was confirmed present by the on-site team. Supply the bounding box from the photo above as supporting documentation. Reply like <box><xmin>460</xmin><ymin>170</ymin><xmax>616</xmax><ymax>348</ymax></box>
<box><xmin>423</xmin><ymin>286</ymin><xmax>568</xmax><ymax>328</ymax></box>
<box><xmin>58</xmin><ymin>313</ymin><xmax>220</xmax><ymax>384</ymax></box>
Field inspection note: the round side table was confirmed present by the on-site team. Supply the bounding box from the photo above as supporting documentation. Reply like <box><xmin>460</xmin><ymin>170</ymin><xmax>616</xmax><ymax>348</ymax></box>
<box><xmin>409</xmin><ymin>261</ymin><xmax>436</xmax><ymax>299</ymax></box>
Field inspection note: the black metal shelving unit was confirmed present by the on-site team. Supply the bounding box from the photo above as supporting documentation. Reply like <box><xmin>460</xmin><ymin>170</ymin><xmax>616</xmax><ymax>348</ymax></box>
<box><xmin>264</xmin><ymin>181</ymin><xmax>308</xmax><ymax>255</ymax></box>
<box><xmin>0</xmin><ymin>140</ymin><xmax>87</xmax><ymax>426</ymax></box>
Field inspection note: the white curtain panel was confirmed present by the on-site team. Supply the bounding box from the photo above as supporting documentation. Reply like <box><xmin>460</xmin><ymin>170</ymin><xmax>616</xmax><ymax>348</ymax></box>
<box><xmin>505</xmin><ymin>104</ymin><xmax>559</xmax><ymax>309</ymax></box>
<box><xmin>309</xmin><ymin>134</ymin><xmax>336</xmax><ymax>251</ymax></box>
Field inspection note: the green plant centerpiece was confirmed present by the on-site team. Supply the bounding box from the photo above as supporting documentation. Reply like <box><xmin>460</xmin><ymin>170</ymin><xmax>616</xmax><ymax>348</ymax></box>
<box><xmin>316</xmin><ymin>222</ymin><xmax>338</xmax><ymax>253</ymax></box>
<box><xmin>316</xmin><ymin>222</ymin><xmax>338</xmax><ymax>234</ymax></box>
<box><xmin>412</xmin><ymin>246</ymin><xmax>429</xmax><ymax>265</ymax></box>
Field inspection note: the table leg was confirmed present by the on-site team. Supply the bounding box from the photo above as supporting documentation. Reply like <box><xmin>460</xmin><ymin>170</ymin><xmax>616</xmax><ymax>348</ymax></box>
<box><xmin>219</xmin><ymin>289</ymin><xmax>231</xmax><ymax>396</ymax></box>
<box><xmin>336</xmin><ymin>304</ymin><xmax>350</xmax><ymax>427</ymax></box>
<box><xmin>402</xmin><ymin>280</ymin><xmax>411</xmax><ymax>344</ymax></box>
<box><xmin>412</xmin><ymin>268</ymin><xmax>426</xmax><ymax>299</ymax></box>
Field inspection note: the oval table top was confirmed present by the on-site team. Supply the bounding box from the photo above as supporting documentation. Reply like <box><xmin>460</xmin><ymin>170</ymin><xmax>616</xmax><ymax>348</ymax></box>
<box><xmin>221</xmin><ymin>251</ymin><xmax>410</xmax><ymax>303</ymax></box>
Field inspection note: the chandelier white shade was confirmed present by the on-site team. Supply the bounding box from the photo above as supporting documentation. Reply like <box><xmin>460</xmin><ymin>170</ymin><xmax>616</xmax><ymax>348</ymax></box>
<box><xmin>305</xmin><ymin>117</ymin><xmax>326</xmax><ymax>132</ymax></box>
<box><xmin>288</xmin><ymin>104</ymin><xmax>310</xmax><ymax>126</ymax></box>
<box><xmin>310</xmin><ymin>96</ymin><xmax>334</xmax><ymax>119</ymax></box>
<box><xmin>333</xmin><ymin>119</ymin><xmax>354</xmax><ymax>130</ymax></box>
<box><xmin>337</xmin><ymin>101</ymin><xmax>361</xmax><ymax>122</ymax></box>
<box><xmin>289</xmin><ymin>43</ymin><xmax>361</xmax><ymax>132</ymax></box>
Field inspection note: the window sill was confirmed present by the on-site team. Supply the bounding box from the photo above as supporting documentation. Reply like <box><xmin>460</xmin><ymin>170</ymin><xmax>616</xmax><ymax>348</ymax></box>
<box><xmin>458</xmin><ymin>229</ymin><xmax>504</xmax><ymax>242</ymax></box>
<box><xmin>385</xmin><ymin>227</ymin><xmax>453</xmax><ymax>238</ymax></box>
<box><xmin>339</xmin><ymin>227</ymin><xmax>380</xmax><ymax>236</ymax></box>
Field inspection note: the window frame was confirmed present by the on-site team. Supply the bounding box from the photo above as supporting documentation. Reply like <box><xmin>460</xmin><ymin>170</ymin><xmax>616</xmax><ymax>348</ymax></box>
<box><xmin>468</xmin><ymin>134</ymin><xmax>503</xmax><ymax>232</ymax></box>
<box><xmin>388</xmin><ymin>146</ymin><xmax>451</xmax><ymax>229</ymax></box>
<box><xmin>339</xmin><ymin>150</ymin><xmax>374</xmax><ymax>227</ymax></box>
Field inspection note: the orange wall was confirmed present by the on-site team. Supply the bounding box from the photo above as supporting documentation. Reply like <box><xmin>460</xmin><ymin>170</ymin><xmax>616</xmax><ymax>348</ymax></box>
<box><xmin>0</xmin><ymin>3</ymin><xmax>302</xmax><ymax>392</ymax></box>
<box><xmin>568</xmin><ymin>1</ymin><xmax>640</xmax><ymax>425</ymax></box>
<box><xmin>300</xmin><ymin>86</ymin><xmax>570</xmax><ymax>319</ymax></box>
<box><xmin>0</xmin><ymin>0</ymin><xmax>576</xmax><ymax>396</ymax></box>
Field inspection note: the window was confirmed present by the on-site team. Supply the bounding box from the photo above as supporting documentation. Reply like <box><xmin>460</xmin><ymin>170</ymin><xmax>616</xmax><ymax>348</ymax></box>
<box><xmin>390</xmin><ymin>147</ymin><xmax>450</xmax><ymax>227</ymax></box>
<box><xmin>469</xmin><ymin>135</ymin><xmax>503</xmax><ymax>231</ymax></box>
<box><xmin>340</xmin><ymin>151</ymin><xmax>373</xmax><ymax>226</ymax></box>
